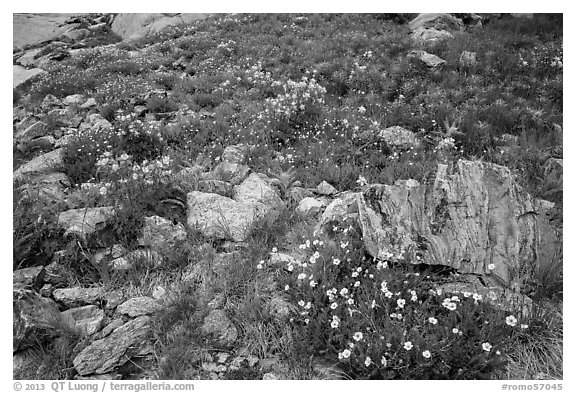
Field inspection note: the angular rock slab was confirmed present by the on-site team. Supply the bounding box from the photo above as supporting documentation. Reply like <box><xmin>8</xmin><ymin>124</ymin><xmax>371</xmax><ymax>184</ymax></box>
<box><xmin>57</xmin><ymin>206</ymin><xmax>115</xmax><ymax>238</ymax></box>
<box><xmin>61</xmin><ymin>305</ymin><xmax>105</xmax><ymax>336</ymax></box>
<box><xmin>14</xmin><ymin>65</ymin><xmax>46</xmax><ymax>88</ymax></box>
<box><xmin>408</xmin><ymin>13</ymin><xmax>464</xmax><ymax>31</ymax></box>
<box><xmin>117</xmin><ymin>296</ymin><xmax>161</xmax><ymax>317</ymax></box>
<box><xmin>73</xmin><ymin>316</ymin><xmax>151</xmax><ymax>376</ymax></box>
<box><xmin>233</xmin><ymin>173</ymin><xmax>284</xmax><ymax>209</ymax></box>
<box><xmin>14</xmin><ymin>288</ymin><xmax>62</xmax><ymax>352</ymax></box>
<box><xmin>355</xmin><ymin>160</ymin><xmax>560</xmax><ymax>287</ymax></box>
<box><xmin>138</xmin><ymin>215</ymin><xmax>187</xmax><ymax>248</ymax></box>
<box><xmin>13</xmin><ymin>148</ymin><xmax>64</xmax><ymax>182</ymax></box>
<box><xmin>408</xmin><ymin>50</ymin><xmax>446</xmax><ymax>68</ymax></box>
<box><xmin>52</xmin><ymin>287</ymin><xmax>105</xmax><ymax>308</ymax></box>
<box><xmin>411</xmin><ymin>27</ymin><xmax>454</xmax><ymax>44</ymax></box>
<box><xmin>187</xmin><ymin>191</ymin><xmax>277</xmax><ymax>242</ymax></box>
<box><xmin>13</xmin><ymin>266</ymin><xmax>45</xmax><ymax>289</ymax></box>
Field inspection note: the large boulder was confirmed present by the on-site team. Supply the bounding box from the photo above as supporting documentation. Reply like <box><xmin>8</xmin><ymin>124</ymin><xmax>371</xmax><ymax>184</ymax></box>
<box><xmin>411</xmin><ymin>28</ymin><xmax>454</xmax><ymax>44</ymax></box>
<box><xmin>409</xmin><ymin>13</ymin><xmax>464</xmax><ymax>32</ymax></box>
<box><xmin>13</xmin><ymin>65</ymin><xmax>46</xmax><ymax>88</ymax></box>
<box><xmin>349</xmin><ymin>160</ymin><xmax>560</xmax><ymax>288</ymax></box>
<box><xmin>14</xmin><ymin>288</ymin><xmax>62</xmax><ymax>352</ymax></box>
<box><xmin>73</xmin><ymin>316</ymin><xmax>151</xmax><ymax>376</ymax></box>
<box><xmin>52</xmin><ymin>287</ymin><xmax>105</xmax><ymax>308</ymax></box>
<box><xmin>111</xmin><ymin>13</ymin><xmax>211</xmax><ymax>41</ymax></box>
<box><xmin>233</xmin><ymin>173</ymin><xmax>284</xmax><ymax>210</ymax></box>
<box><xmin>187</xmin><ymin>191</ymin><xmax>278</xmax><ymax>242</ymax></box>
<box><xmin>60</xmin><ymin>305</ymin><xmax>105</xmax><ymax>336</ymax></box>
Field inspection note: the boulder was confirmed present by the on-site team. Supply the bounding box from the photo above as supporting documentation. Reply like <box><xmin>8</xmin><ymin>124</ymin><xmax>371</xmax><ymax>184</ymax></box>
<box><xmin>60</xmin><ymin>305</ymin><xmax>105</xmax><ymax>336</ymax></box>
<box><xmin>297</xmin><ymin>197</ymin><xmax>325</xmax><ymax>216</ymax></box>
<box><xmin>198</xmin><ymin>179</ymin><xmax>235</xmax><ymax>197</ymax></box>
<box><xmin>201</xmin><ymin>309</ymin><xmax>238</xmax><ymax>347</ymax></box>
<box><xmin>14</xmin><ymin>288</ymin><xmax>62</xmax><ymax>352</ymax></box>
<box><xmin>44</xmin><ymin>261</ymin><xmax>76</xmax><ymax>287</ymax></box>
<box><xmin>408</xmin><ymin>50</ymin><xmax>446</xmax><ymax>68</ymax></box>
<box><xmin>111</xmin><ymin>13</ymin><xmax>211</xmax><ymax>41</ymax></box>
<box><xmin>315</xmin><ymin>191</ymin><xmax>360</xmax><ymax>235</ymax></box>
<box><xmin>57</xmin><ymin>206</ymin><xmax>115</xmax><ymax>238</ymax></box>
<box><xmin>187</xmin><ymin>191</ymin><xmax>277</xmax><ymax>242</ymax></box>
<box><xmin>73</xmin><ymin>315</ymin><xmax>151</xmax><ymax>376</ymax></box>
<box><xmin>108</xmin><ymin>249</ymin><xmax>164</xmax><ymax>271</ymax></box>
<box><xmin>52</xmin><ymin>287</ymin><xmax>105</xmax><ymax>308</ymax></box>
<box><xmin>117</xmin><ymin>296</ymin><xmax>161</xmax><ymax>317</ymax></box>
<box><xmin>138</xmin><ymin>215</ymin><xmax>187</xmax><ymax>248</ymax></box>
<box><xmin>79</xmin><ymin>113</ymin><xmax>112</xmax><ymax>132</ymax></box>
<box><xmin>63</xmin><ymin>28</ymin><xmax>90</xmax><ymax>41</ymax></box>
<box><xmin>13</xmin><ymin>266</ymin><xmax>45</xmax><ymax>289</ymax></box>
<box><xmin>14</xmin><ymin>121</ymin><xmax>49</xmax><ymax>141</ymax></box>
<box><xmin>210</xmin><ymin>161</ymin><xmax>251</xmax><ymax>185</ymax></box>
<box><xmin>63</xmin><ymin>94</ymin><xmax>85</xmax><ymax>105</ymax></box>
<box><xmin>81</xmin><ymin>98</ymin><xmax>98</xmax><ymax>108</ymax></box>
<box><xmin>222</xmin><ymin>143</ymin><xmax>250</xmax><ymax>164</ymax></box>
<box><xmin>352</xmin><ymin>160</ymin><xmax>560</xmax><ymax>288</ymax></box>
<box><xmin>13</xmin><ymin>65</ymin><xmax>46</xmax><ymax>88</ymax></box>
<box><xmin>18</xmin><ymin>135</ymin><xmax>57</xmax><ymax>153</ymax></box>
<box><xmin>408</xmin><ymin>13</ymin><xmax>464</xmax><ymax>31</ymax></box>
<box><xmin>13</xmin><ymin>148</ymin><xmax>64</xmax><ymax>182</ymax></box>
<box><xmin>316</xmin><ymin>181</ymin><xmax>338</xmax><ymax>196</ymax></box>
<box><xmin>233</xmin><ymin>173</ymin><xmax>284</xmax><ymax>209</ymax></box>
<box><xmin>378</xmin><ymin>126</ymin><xmax>420</xmax><ymax>150</ymax></box>
<box><xmin>15</xmin><ymin>48</ymin><xmax>43</xmax><ymax>67</ymax></box>
<box><xmin>411</xmin><ymin>27</ymin><xmax>454</xmax><ymax>44</ymax></box>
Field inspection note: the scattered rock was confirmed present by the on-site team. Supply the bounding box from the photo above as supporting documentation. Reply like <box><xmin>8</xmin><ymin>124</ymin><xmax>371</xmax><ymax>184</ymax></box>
<box><xmin>111</xmin><ymin>13</ymin><xmax>212</xmax><ymax>41</ymax></box>
<box><xmin>63</xmin><ymin>94</ymin><xmax>85</xmax><ymax>105</ymax></box>
<box><xmin>14</xmin><ymin>65</ymin><xmax>46</xmax><ymax>88</ymax></box>
<box><xmin>52</xmin><ymin>287</ymin><xmax>105</xmax><ymax>308</ymax></box>
<box><xmin>44</xmin><ymin>261</ymin><xmax>76</xmax><ymax>287</ymax></box>
<box><xmin>15</xmin><ymin>48</ymin><xmax>43</xmax><ymax>67</ymax></box>
<box><xmin>13</xmin><ymin>148</ymin><xmax>64</xmax><ymax>182</ymax></box>
<box><xmin>411</xmin><ymin>27</ymin><xmax>454</xmax><ymax>44</ymax></box>
<box><xmin>95</xmin><ymin>319</ymin><xmax>124</xmax><ymax>340</ymax></box>
<box><xmin>221</xmin><ymin>144</ymin><xmax>250</xmax><ymax>164</ymax></box>
<box><xmin>57</xmin><ymin>206</ymin><xmax>115</xmax><ymax>238</ymax></box>
<box><xmin>187</xmin><ymin>191</ymin><xmax>278</xmax><ymax>242</ymax></box>
<box><xmin>73</xmin><ymin>315</ymin><xmax>151</xmax><ymax>376</ymax></box>
<box><xmin>14</xmin><ymin>121</ymin><xmax>49</xmax><ymax>141</ymax></box>
<box><xmin>263</xmin><ymin>372</ymin><xmax>278</xmax><ymax>380</ymax></box>
<box><xmin>60</xmin><ymin>305</ymin><xmax>105</xmax><ymax>336</ymax></box>
<box><xmin>233</xmin><ymin>172</ymin><xmax>284</xmax><ymax>209</ymax></box>
<box><xmin>117</xmin><ymin>296</ymin><xmax>161</xmax><ymax>317</ymax></box>
<box><xmin>13</xmin><ymin>266</ymin><xmax>45</xmax><ymax>289</ymax></box>
<box><xmin>315</xmin><ymin>191</ymin><xmax>360</xmax><ymax>235</ymax></box>
<box><xmin>210</xmin><ymin>161</ymin><xmax>251</xmax><ymax>185</ymax></box>
<box><xmin>408</xmin><ymin>50</ymin><xmax>446</xmax><ymax>68</ymax></box>
<box><xmin>198</xmin><ymin>179</ymin><xmax>235</xmax><ymax>197</ymax></box>
<box><xmin>14</xmin><ymin>288</ymin><xmax>62</xmax><ymax>352</ymax></box>
<box><xmin>80</xmin><ymin>98</ymin><xmax>97</xmax><ymax>108</ymax></box>
<box><xmin>40</xmin><ymin>284</ymin><xmax>53</xmax><ymax>297</ymax></box>
<box><xmin>378</xmin><ymin>126</ymin><xmax>420</xmax><ymax>150</ymax></box>
<box><xmin>409</xmin><ymin>13</ymin><xmax>464</xmax><ymax>32</ymax></box>
<box><xmin>316</xmin><ymin>181</ymin><xmax>338</xmax><ymax>196</ymax></box>
<box><xmin>297</xmin><ymin>197</ymin><xmax>325</xmax><ymax>216</ymax></box>
<box><xmin>201</xmin><ymin>309</ymin><xmax>238</xmax><ymax>347</ymax></box>
<box><xmin>138</xmin><ymin>215</ymin><xmax>187</xmax><ymax>248</ymax></box>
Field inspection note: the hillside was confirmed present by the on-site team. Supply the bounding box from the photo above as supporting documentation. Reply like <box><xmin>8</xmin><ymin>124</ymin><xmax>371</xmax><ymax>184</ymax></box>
<box><xmin>13</xmin><ymin>13</ymin><xmax>562</xmax><ymax>381</ymax></box>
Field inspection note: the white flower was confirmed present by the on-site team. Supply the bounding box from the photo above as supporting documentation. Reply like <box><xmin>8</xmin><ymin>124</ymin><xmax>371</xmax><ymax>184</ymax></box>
<box><xmin>354</xmin><ymin>281</ymin><xmax>360</xmax><ymax>287</ymax></box>
<box><xmin>364</xmin><ymin>357</ymin><xmax>372</xmax><ymax>367</ymax></box>
<box><xmin>488</xmin><ymin>263</ymin><xmax>496</xmax><ymax>271</ymax></box>
<box><xmin>422</xmin><ymin>350</ymin><xmax>431</xmax><ymax>359</ymax></box>
<box><xmin>428</xmin><ymin>317</ymin><xmax>438</xmax><ymax>325</ymax></box>
<box><xmin>520</xmin><ymin>324</ymin><xmax>529</xmax><ymax>329</ymax></box>
<box><xmin>340</xmin><ymin>288</ymin><xmax>349</xmax><ymax>296</ymax></box>
<box><xmin>358</xmin><ymin>106</ymin><xmax>366</xmax><ymax>114</ymax></box>
<box><xmin>332</xmin><ymin>258</ymin><xmax>341</xmax><ymax>266</ymax></box>
<box><xmin>452</xmin><ymin>328</ymin><xmax>459</xmax><ymax>334</ymax></box>
<box><xmin>340</xmin><ymin>349</ymin><xmax>351</xmax><ymax>359</ymax></box>
<box><xmin>99</xmin><ymin>186</ymin><xmax>107</xmax><ymax>196</ymax></box>
<box><xmin>330</xmin><ymin>302</ymin><xmax>338</xmax><ymax>310</ymax></box>
<box><xmin>309</xmin><ymin>280</ymin><xmax>317</xmax><ymax>287</ymax></box>
<box><xmin>482</xmin><ymin>342</ymin><xmax>492</xmax><ymax>352</ymax></box>
<box><xmin>287</xmin><ymin>264</ymin><xmax>294</xmax><ymax>272</ymax></box>
<box><xmin>297</xmin><ymin>273</ymin><xmax>307</xmax><ymax>280</ymax></box>
<box><xmin>371</xmin><ymin>300</ymin><xmax>376</xmax><ymax>309</ymax></box>
<box><xmin>505</xmin><ymin>315</ymin><xmax>518</xmax><ymax>327</ymax></box>
<box><xmin>403</xmin><ymin>341</ymin><xmax>413</xmax><ymax>350</ymax></box>
<box><xmin>298</xmin><ymin>300</ymin><xmax>305</xmax><ymax>307</ymax></box>
<box><xmin>284</xmin><ymin>285</ymin><xmax>290</xmax><ymax>291</ymax></box>
<box><xmin>353</xmin><ymin>332</ymin><xmax>363</xmax><ymax>341</ymax></box>
<box><xmin>347</xmin><ymin>298</ymin><xmax>354</xmax><ymax>305</ymax></box>
<box><xmin>381</xmin><ymin>356</ymin><xmax>388</xmax><ymax>367</ymax></box>
<box><xmin>272</xmin><ymin>247</ymin><xmax>278</xmax><ymax>253</ymax></box>
<box><xmin>331</xmin><ymin>315</ymin><xmax>340</xmax><ymax>329</ymax></box>
<box><xmin>397</xmin><ymin>299</ymin><xmax>406</xmax><ymax>308</ymax></box>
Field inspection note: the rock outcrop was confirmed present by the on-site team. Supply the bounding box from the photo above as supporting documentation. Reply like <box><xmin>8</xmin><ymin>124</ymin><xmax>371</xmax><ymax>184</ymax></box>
<box><xmin>111</xmin><ymin>13</ymin><xmax>211</xmax><ymax>41</ymax></box>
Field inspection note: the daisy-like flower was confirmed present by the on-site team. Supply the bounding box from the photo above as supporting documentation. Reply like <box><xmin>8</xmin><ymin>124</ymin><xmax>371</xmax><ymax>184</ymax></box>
<box><xmin>364</xmin><ymin>357</ymin><xmax>372</xmax><ymax>367</ymax></box>
<box><xmin>452</xmin><ymin>328</ymin><xmax>460</xmax><ymax>334</ymax></box>
<box><xmin>422</xmin><ymin>350</ymin><xmax>431</xmax><ymax>359</ymax></box>
<box><xmin>309</xmin><ymin>280</ymin><xmax>317</xmax><ymax>287</ymax></box>
<box><xmin>298</xmin><ymin>300</ymin><xmax>305</xmax><ymax>307</ymax></box>
<box><xmin>446</xmin><ymin>302</ymin><xmax>457</xmax><ymax>311</ymax></box>
<box><xmin>397</xmin><ymin>299</ymin><xmax>406</xmax><ymax>308</ymax></box>
<box><xmin>381</xmin><ymin>356</ymin><xmax>388</xmax><ymax>367</ymax></box>
<box><xmin>505</xmin><ymin>315</ymin><xmax>518</xmax><ymax>327</ymax></box>
<box><xmin>284</xmin><ymin>285</ymin><xmax>290</xmax><ymax>291</ymax></box>
<box><xmin>297</xmin><ymin>273</ymin><xmax>307</xmax><ymax>280</ymax></box>
<box><xmin>354</xmin><ymin>281</ymin><xmax>360</xmax><ymax>287</ymax></box>
<box><xmin>463</xmin><ymin>291</ymin><xmax>472</xmax><ymax>298</ymax></box>
<box><xmin>351</xmin><ymin>271</ymin><xmax>358</xmax><ymax>278</ymax></box>
<box><xmin>385</xmin><ymin>291</ymin><xmax>393</xmax><ymax>298</ymax></box>
<box><xmin>403</xmin><ymin>341</ymin><xmax>413</xmax><ymax>351</ymax></box>
<box><xmin>473</xmin><ymin>293</ymin><xmax>482</xmax><ymax>303</ymax></box>
<box><xmin>99</xmin><ymin>186</ymin><xmax>107</xmax><ymax>196</ymax></box>
<box><xmin>332</xmin><ymin>258</ymin><xmax>341</xmax><ymax>266</ymax></box>
<box><xmin>272</xmin><ymin>247</ymin><xmax>278</xmax><ymax>253</ymax></box>
<box><xmin>287</xmin><ymin>264</ymin><xmax>294</xmax><ymax>272</ymax></box>
<box><xmin>482</xmin><ymin>342</ymin><xmax>492</xmax><ymax>352</ymax></box>
<box><xmin>428</xmin><ymin>317</ymin><xmax>438</xmax><ymax>325</ymax></box>
<box><xmin>488</xmin><ymin>263</ymin><xmax>496</xmax><ymax>271</ymax></box>
<box><xmin>347</xmin><ymin>298</ymin><xmax>354</xmax><ymax>305</ymax></box>
<box><xmin>340</xmin><ymin>288</ymin><xmax>349</xmax><ymax>296</ymax></box>
<box><xmin>371</xmin><ymin>300</ymin><xmax>376</xmax><ymax>309</ymax></box>
<box><xmin>338</xmin><ymin>349</ymin><xmax>351</xmax><ymax>359</ymax></box>
<box><xmin>353</xmin><ymin>332</ymin><xmax>363</xmax><ymax>341</ymax></box>
<box><xmin>331</xmin><ymin>315</ymin><xmax>340</xmax><ymax>329</ymax></box>
<box><xmin>520</xmin><ymin>324</ymin><xmax>529</xmax><ymax>330</ymax></box>
<box><xmin>330</xmin><ymin>302</ymin><xmax>338</xmax><ymax>310</ymax></box>
<box><xmin>380</xmin><ymin>281</ymin><xmax>388</xmax><ymax>292</ymax></box>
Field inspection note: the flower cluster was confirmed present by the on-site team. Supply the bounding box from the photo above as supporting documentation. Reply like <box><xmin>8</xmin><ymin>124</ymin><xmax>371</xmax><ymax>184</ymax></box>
<box><xmin>264</xmin><ymin>76</ymin><xmax>327</xmax><ymax>121</ymax></box>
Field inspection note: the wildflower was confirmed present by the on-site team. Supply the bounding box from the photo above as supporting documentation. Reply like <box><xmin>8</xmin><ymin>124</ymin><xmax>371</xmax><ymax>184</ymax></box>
<box><xmin>297</xmin><ymin>273</ymin><xmax>307</xmax><ymax>280</ymax></box>
<box><xmin>463</xmin><ymin>291</ymin><xmax>472</xmax><ymax>298</ymax></box>
<box><xmin>403</xmin><ymin>341</ymin><xmax>413</xmax><ymax>351</ymax></box>
<box><xmin>331</xmin><ymin>315</ymin><xmax>340</xmax><ymax>329</ymax></box>
<box><xmin>340</xmin><ymin>241</ymin><xmax>349</xmax><ymax>249</ymax></box>
<box><xmin>365</xmin><ymin>357</ymin><xmax>372</xmax><ymax>367</ymax></box>
<box><xmin>351</xmin><ymin>271</ymin><xmax>358</xmax><ymax>278</ymax></box>
<box><xmin>330</xmin><ymin>302</ymin><xmax>338</xmax><ymax>310</ymax></box>
<box><xmin>340</xmin><ymin>288</ymin><xmax>349</xmax><ymax>297</ymax></box>
<box><xmin>287</xmin><ymin>264</ymin><xmax>294</xmax><ymax>272</ymax></box>
<box><xmin>256</xmin><ymin>263</ymin><xmax>263</xmax><ymax>270</ymax></box>
<box><xmin>309</xmin><ymin>280</ymin><xmax>317</xmax><ymax>287</ymax></box>
<box><xmin>428</xmin><ymin>317</ymin><xmax>438</xmax><ymax>325</ymax></box>
<box><xmin>520</xmin><ymin>324</ymin><xmax>529</xmax><ymax>330</ymax></box>
<box><xmin>482</xmin><ymin>342</ymin><xmax>492</xmax><ymax>352</ymax></box>
<box><xmin>332</xmin><ymin>258</ymin><xmax>341</xmax><ymax>266</ymax></box>
<box><xmin>380</xmin><ymin>281</ymin><xmax>388</xmax><ymax>292</ymax></box>
<box><xmin>99</xmin><ymin>186</ymin><xmax>107</xmax><ymax>196</ymax></box>
<box><xmin>452</xmin><ymin>328</ymin><xmax>460</xmax><ymax>334</ymax></box>
<box><xmin>353</xmin><ymin>332</ymin><xmax>363</xmax><ymax>341</ymax></box>
<box><xmin>371</xmin><ymin>300</ymin><xmax>376</xmax><ymax>309</ymax></box>
<box><xmin>446</xmin><ymin>303</ymin><xmax>457</xmax><ymax>311</ymax></box>
<box><xmin>397</xmin><ymin>299</ymin><xmax>406</xmax><ymax>308</ymax></box>
<box><xmin>272</xmin><ymin>247</ymin><xmax>278</xmax><ymax>253</ymax></box>
<box><xmin>422</xmin><ymin>350</ymin><xmax>431</xmax><ymax>359</ymax></box>
<box><xmin>506</xmin><ymin>315</ymin><xmax>518</xmax><ymax>327</ymax></box>
<box><xmin>347</xmin><ymin>298</ymin><xmax>354</xmax><ymax>305</ymax></box>
<box><xmin>354</xmin><ymin>281</ymin><xmax>360</xmax><ymax>287</ymax></box>
<box><xmin>488</xmin><ymin>263</ymin><xmax>496</xmax><ymax>271</ymax></box>
<box><xmin>473</xmin><ymin>293</ymin><xmax>482</xmax><ymax>303</ymax></box>
<box><xmin>358</xmin><ymin>106</ymin><xmax>366</xmax><ymax>114</ymax></box>
<box><xmin>338</xmin><ymin>349</ymin><xmax>351</xmax><ymax>360</ymax></box>
<box><xmin>298</xmin><ymin>300</ymin><xmax>305</xmax><ymax>307</ymax></box>
<box><xmin>284</xmin><ymin>285</ymin><xmax>290</xmax><ymax>291</ymax></box>
<box><xmin>381</xmin><ymin>356</ymin><xmax>388</xmax><ymax>367</ymax></box>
